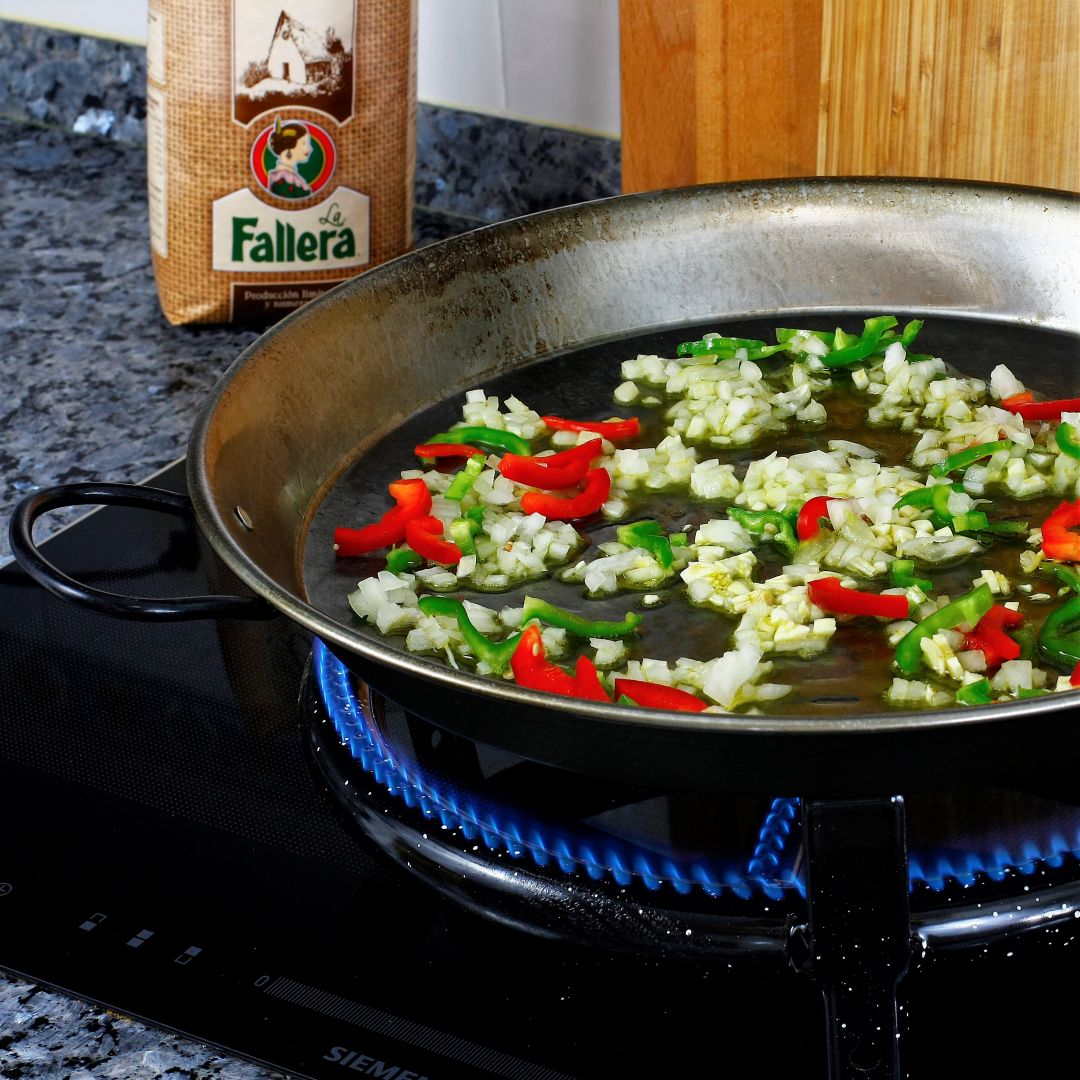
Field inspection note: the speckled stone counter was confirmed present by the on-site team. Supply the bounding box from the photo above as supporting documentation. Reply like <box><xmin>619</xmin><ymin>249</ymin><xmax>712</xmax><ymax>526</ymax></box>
<box><xmin>0</xmin><ymin>19</ymin><xmax>618</xmax><ymax>1077</ymax></box>
<box><xmin>0</xmin><ymin>25</ymin><xmax>619</xmax><ymax>568</ymax></box>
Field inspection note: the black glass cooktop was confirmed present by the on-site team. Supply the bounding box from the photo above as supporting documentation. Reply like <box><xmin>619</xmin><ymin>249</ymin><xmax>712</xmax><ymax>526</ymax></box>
<box><xmin>0</xmin><ymin>461</ymin><xmax>1077</xmax><ymax>1079</ymax></box>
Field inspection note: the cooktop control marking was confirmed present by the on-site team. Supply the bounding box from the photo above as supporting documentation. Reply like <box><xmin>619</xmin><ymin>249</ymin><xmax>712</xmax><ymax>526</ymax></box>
<box><xmin>174</xmin><ymin>945</ymin><xmax>202</xmax><ymax>965</ymax></box>
<box><xmin>266</xmin><ymin>975</ymin><xmax>575</xmax><ymax>1080</ymax></box>
<box><xmin>125</xmin><ymin>929</ymin><xmax>155</xmax><ymax>948</ymax></box>
<box><xmin>78</xmin><ymin>912</ymin><xmax>106</xmax><ymax>931</ymax></box>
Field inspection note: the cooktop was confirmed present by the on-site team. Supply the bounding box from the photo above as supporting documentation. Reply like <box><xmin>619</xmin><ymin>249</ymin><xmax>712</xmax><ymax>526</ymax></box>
<box><xmin>0</xmin><ymin>461</ymin><xmax>1076</xmax><ymax>1079</ymax></box>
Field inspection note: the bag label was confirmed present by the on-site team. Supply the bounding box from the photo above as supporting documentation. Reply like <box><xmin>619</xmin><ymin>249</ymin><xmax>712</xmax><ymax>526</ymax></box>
<box><xmin>211</xmin><ymin>188</ymin><xmax>370</xmax><ymax>272</ymax></box>
<box><xmin>233</xmin><ymin>0</ymin><xmax>356</xmax><ymax>126</ymax></box>
<box><xmin>231</xmin><ymin>281</ymin><xmax>337</xmax><ymax>323</ymax></box>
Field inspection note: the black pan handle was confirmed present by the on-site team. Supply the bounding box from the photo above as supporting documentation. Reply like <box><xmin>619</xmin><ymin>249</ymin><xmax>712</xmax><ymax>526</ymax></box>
<box><xmin>9</xmin><ymin>483</ymin><xmax>275</xmax><ymax>621</ymax></box>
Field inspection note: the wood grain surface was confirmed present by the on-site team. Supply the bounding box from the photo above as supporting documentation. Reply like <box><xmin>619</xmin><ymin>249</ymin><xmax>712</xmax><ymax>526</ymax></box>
<box><xmin>621</xmin><ymin>0</ymin><xmax>1079</xmax><ymax>192</ymax></box>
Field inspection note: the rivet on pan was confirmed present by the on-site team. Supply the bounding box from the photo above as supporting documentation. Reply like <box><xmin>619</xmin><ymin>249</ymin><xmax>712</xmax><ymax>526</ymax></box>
<box><xmin>234</xmin><ymin>505</ymin><xmax>254</xmax><ymax>531</ymax></box>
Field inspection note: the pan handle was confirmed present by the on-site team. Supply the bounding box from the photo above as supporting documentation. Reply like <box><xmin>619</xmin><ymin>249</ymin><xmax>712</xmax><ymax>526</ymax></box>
<box><xmin>8</xmin><ymin>483</ymin><xmax>275</xmax><ymax>621</ymax></box>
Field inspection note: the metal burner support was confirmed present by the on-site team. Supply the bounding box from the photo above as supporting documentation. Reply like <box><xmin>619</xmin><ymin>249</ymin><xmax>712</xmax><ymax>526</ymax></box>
<box><xmin>795</xmin><ymin>798</ymin><xmax>912</xmax><ymax>1080</ymax></box>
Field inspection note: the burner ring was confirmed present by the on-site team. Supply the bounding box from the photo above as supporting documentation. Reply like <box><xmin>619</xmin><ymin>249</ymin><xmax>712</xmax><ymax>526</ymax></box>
<box><xmin>307</xmin><ymin>638</ymin><xmax>1080</xmax><ymax>956</ymax></box>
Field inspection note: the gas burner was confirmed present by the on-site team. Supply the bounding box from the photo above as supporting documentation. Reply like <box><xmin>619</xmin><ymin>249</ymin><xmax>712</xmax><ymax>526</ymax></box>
<box><xmin>304</xmin><ymin>640</ymin><xmax>804</xmax><ymax>957</ymax></box>
<box><xmin>304</xmin><ymin>639</ymin><xmax>1080</xmax><ymax>957</ymax></box>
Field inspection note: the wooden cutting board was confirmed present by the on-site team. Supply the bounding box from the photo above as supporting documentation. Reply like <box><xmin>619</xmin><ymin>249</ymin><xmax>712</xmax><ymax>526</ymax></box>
<box><xmin>620</xmin><ymin>0</ymin><xmax>1079</xmax><ymax>193</ymax></box>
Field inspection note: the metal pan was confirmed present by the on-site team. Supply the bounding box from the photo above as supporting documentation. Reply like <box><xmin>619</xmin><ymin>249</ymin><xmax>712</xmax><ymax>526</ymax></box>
<box><xmin>13</xmin><ymin>179</ymin><xmax>1080</xmax><ymax>794</ymax></box>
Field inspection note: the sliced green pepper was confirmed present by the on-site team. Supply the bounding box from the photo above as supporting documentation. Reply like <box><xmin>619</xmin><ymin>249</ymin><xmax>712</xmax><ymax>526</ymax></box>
<box><xmin>898</xmin><ymin>318</ymin><xmax>925</xmax><ymax>348</ymax></box>
<box><xmin>616</xmin><ymin>519</ymin><xmax>673</xmax><ymax>569</ymax></box>
<box><xmin>976</xmin><ymin>520</ymin><xmax>1029</xmax><ymax>538</ymax></box>
<box><xmin>425</xmin><ymin>426</ymin><xmax>530</xmax><ymax>457</ymax></box>
<box><xmin>386</xmin><ymin>545</ymin><xmax>421</xmax><ymax>573</ymax></box>
<box><xmin>894</xmin><ymin>483</ymin><xmax>963</xmax><ymax>510</ymax></box>
<box><xmin>821</xmin><ymin>316</ymin><xmax>899</xmax><ymax>368</ymax></box>
<box><xmin>677</xmin><ymin>335</ymin><xmax>768</xmax><ymax>358</ymax></box>
<box><xmin>727</xmin><ymin>507</ymin><xmax>799</xmax><ymax>555</ymax></box>
<box><xmin>776</xmin><ymin>327</ymin><xmax>835</xmax><ymax>351</ymax></box>
<box><xmin>417</xmin><ymin>595</ymin><xmax>521</xmax><ymax>673</ymax></box>
<box><xmin>445</xmin><ymin>453</ymin><xmax>486</xmax><ymax>501</ymax></box>
<box><xmin>448</xmin><ymin>518</ymin><xmax>477</xmax><ymax>556</ymax></box>
<box><xmin>521</xmin><ymin>595</ymin><xmax>643</xmax><ymax>639</ymax></box>
<box><xmin>1052</xmin><ymin>565</ymin><xmax>1080</xmax><ymax>594</ymax></box>
<box><xmin>930</xmin><ymin>482</ymin><xmax>956</xmax><ymax>527</ymax></box>
<box><xmin>952</xmin><ymin>511</ymin><xmax>989</xmax><ymax>533</ymax></box>
<box><xmin>777</xmin><ymin>318</ymin><xmax>922</xmax><ymax>363</ymax></box>
<box><xmin>1036</xmin><ymin>594</ymin><xmax>1080</xmax><ymax>671</ymax></box>
<box><xmin>890</xmin><ymin>558</ymin><xmax>933</xmax><ymax>593</ymax></box>
<box><xmin>956</xmin><ymin>678</ymin><xmax>993</xmax><ymax>705</ymax></box>
<box><xmin>1012</xmin><ymin>624</ymin><xmax>1037</xmax><ymax>662</ymax></box>
<box><xmin>894</xmin><ymin>584</ymin><xmax>994</xmax><ymax>675</ymax></box>
<box><xmin>929</xmin><ymin>439</ymin><xmax>1013</xmax><ymax>478</ymax></box>
<box><xmin>1057</xmin><ymin>422</ymin><xmax>1080</xmax><ymax>460</ymax></box>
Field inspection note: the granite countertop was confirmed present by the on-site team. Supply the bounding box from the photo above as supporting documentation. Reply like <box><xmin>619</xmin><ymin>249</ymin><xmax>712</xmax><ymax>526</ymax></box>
<box><xmin>0</xmin><ymin>21</ymin><xmax>619</xmax><ymax>567</ymax></box>
<box><xmin>0</xmin><ymin>21</ymin><xmax>618</xmax><ymax>1078</ymax></box>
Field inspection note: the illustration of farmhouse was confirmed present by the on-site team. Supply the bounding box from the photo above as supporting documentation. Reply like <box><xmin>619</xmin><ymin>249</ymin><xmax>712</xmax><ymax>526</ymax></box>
<box><xmin>235</xmin><ymin>5</ymin><xmax>355</xmax><ymax>124</ymax></box>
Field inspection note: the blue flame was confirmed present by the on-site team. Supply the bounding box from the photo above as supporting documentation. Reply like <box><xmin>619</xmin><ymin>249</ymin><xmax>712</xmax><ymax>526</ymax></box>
<box><xmin>313</xmin><ymin>639</ymin><xmax>803</xmax><ymax>900</ymax></box>
<box><xmin>315</xmin><ymin>641</ymin><xmax>1079</xmax><ymax>899</ymax></box>
<box><xmin>909</xmin><ymin>830</ymin><xmax>1080</xmax><ymax>892</ymax></box>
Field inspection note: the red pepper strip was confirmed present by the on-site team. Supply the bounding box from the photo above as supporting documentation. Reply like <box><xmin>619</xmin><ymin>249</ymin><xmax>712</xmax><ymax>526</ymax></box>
<box><xmin>614</xmin><ymin>679</ymin><xmax>708</xmax><ymax>713</ymax></box>
<box><xmin>334</xmin><ymin>478</ymin><xmax>432</xmax><ymax>556</ymax></box>
<box><xmin>499</xmin><ymin>439</ymin><xmax>603</xmax><ymax>489</ymax></box>
<box><xmin>1000</xmin><ymin>392</ymin><xmax>1034</xmax><ymax>409</ymax></box>
<box><xmin>403</xmin><ymin>515</ymin><xmax>462</xmax><ymax>566</ymax></box>
<box><xmin>1003</xmin><ymin>397</ymin><xmax>1080</xmax><ymax>422</ymax></box>
<box><xmin>808</xmin><ymin>577</ymin><xmax>910</xmax><ymax>619</ymax></box>
<box><xmin>964</xmin><ymin>605</ymin><xmax>1024</xmax><ymax>671</ymax></box>
<box><xmin>541</xmin><ymin>415</ymin><xmax>640</xmax><ymax>442</ymax></box>
<box><xmin>510</xmin><ymin>626</ymin><xmax>584</xmax><ymax>697</ymax></box>
<box><xmin>1042</xmin><ymin>499</ymin><xmax>1080</xmax><ymax>563</ymax></box>
<box><xmin>414</xmin><ymin>442</ymin><xmax>483</xmax><ymax>460</ymax></box>
<box><xmin>1071</xmin><ymin>661</ymin><xmax>1080</xmax><ymax>687</ymax></box>
<box><xmin>520</xmin><ymin>467</ymin><xmax>611</xmax><ymax>521</ymax></box>
<box><xmin>573</xmin><ymin>656</ymin><xmax>612</xmax><ymax>701</ymax></box>
<box><xmin>796</xmin><ymin>496</ymin><xmax>837</xmax><ymax>541</ymax></box>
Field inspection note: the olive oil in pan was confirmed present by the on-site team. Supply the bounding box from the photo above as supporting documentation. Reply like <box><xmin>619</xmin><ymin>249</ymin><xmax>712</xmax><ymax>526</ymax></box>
<box><xmin>307</xmin><ymin>313</ymin><xmax>1079</xmax><ymax>717</ymax></box>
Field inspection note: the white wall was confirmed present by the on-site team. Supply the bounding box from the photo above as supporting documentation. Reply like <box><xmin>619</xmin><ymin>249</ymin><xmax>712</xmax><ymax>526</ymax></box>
<box><xmin>0</xmin><ymin>0</ymin><xmax>621</xmax><ymax>136</ymax></box>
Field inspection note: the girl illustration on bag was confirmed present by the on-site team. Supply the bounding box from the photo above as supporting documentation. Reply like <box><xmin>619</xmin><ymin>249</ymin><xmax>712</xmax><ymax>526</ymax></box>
<box><xmin>266</xmin><ymin>117</ymin><xmax>314</xmax><ymax>198</ymax></box>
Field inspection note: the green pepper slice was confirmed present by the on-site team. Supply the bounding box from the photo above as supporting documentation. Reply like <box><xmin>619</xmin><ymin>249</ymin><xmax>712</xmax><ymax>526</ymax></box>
<box><xmin>426</xmin><ymin>426</ymin><xmax>531</xmax><ymax>457</ymax></box>
<box><xmin>929</xmin><ymin>439</ymin><xmax>1013</xmax><ymax>478</ymax></box>
<box><xmin>956</xmin><ymin>678</ymin><xmax>993</xmax><ymax>705</ymax></box>
<box><xmin>894</xmin><ymin>483</ymin><xmax>963</xmax><ymax>510</ymax></box>
<box><xmin>890</xmin><ymin>558</ymin><xmax>933</xmax><ymax>593</ymax></box>
<box><xmin>521</xmin><ymin>596</ymin><xmax>643</xmax><ymax>639</ymax></box>
<box><xmin>445</xmin><ymin>454</ymin><xmax>486</xmax><ymax>501</ymax></box>
<box><xmin>386</xmin><ymin>546</ymin><xmax>421</xmax><ymax>573</ymax></box>
<box><xmin>448</xmin><ymin>518</ymin><xmax>477</xmax><ymax>556</ymax></box>
<box><xmin>1036</xmin><ymin>594</ymin><xmax>1080</xmax><ymax>671</ymax></box>
<box><xmin>616</xmin><ymin>519</ymin><xmax>673</xmax><ymax>569</ymax></box>
<box><xmin>821</xmin><ymin>316</ymin><xmax>899</xmax><ymax>368</ymax></box>
<box><xmin>417</xmin><ymin>595</ymin><xmax>522</xmax><ymax>673</ymax></box>
<box><xmin>677</xmin><ymin>335</ymin><xmax>768</xmax><ymax>358</ymax></box>
<box><xmin>727</xmin><ymin>507</ymin><xmax>799</xmax><ymax>555</ymax></box>
<box><xmin>1052</xmin><ymin>565</ymin><xmax>1080</xmax><ymax>594</ymax></box>
<box><xmin>1057</xmin><ymin>422</ymin><xmax>1080</xmax><ymax>460</ymax></box>
<box><xmin>952</xmin><ymin>511</ymin><xmax>990</xmax><ymax>533</ymax></box>
<box><xmin>894</xmin><ymin>584</ymin><xmax>994</xmax><ymax>675</ymax></box>
<box><xmin>976</xmin><ymin>520</ymin><xmax>1029</xmax><ymax>539</ymax></box>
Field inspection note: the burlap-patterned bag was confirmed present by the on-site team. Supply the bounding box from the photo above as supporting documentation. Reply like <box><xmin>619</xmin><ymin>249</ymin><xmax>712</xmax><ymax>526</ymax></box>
<box><xmin>146</xmin><ymin>0</ymin><xmax>415</xmax><ymax>325</ymax></box>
